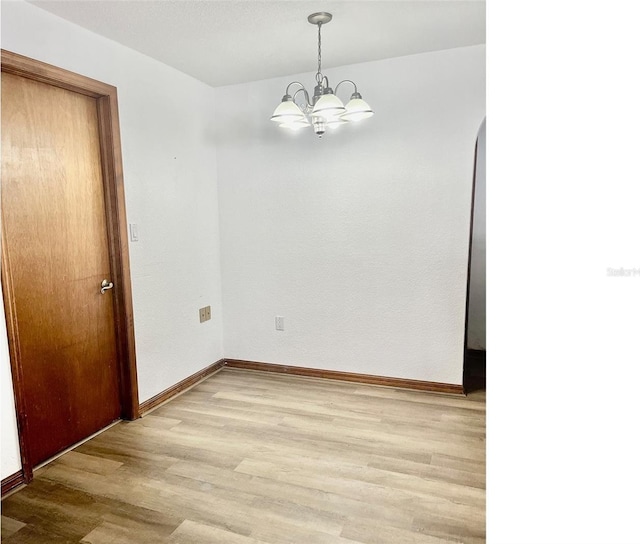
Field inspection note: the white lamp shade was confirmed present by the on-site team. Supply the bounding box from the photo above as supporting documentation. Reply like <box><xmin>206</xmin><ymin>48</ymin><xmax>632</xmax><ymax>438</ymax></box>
<box><xmin>270</xmin><ymin>100</ymin><xmax>306</xmax><ymax>124</ymax></box>
<box><xmin>279</xmin><ymin>119</ymin><xmax>311</xmax><ymax>129</ymax></box>
<box><xmin>326</xmin><ymin>118</ymin><xmax>347</xmax><ymax>129</ymax></box>
<box><xmin>311</xmin><ymin>93</ymin><xmax>345</xmax><ymax>120</ymax></box>
<box><xmin>341</xmin><ymin>98</ymin><xmax>374</xmax><ymax>122</ymax></box>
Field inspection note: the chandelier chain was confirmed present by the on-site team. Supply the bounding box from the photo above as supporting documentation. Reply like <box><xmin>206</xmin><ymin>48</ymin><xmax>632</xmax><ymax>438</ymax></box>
<box><xmin>316</xmin><ymin>23</ymin><xmax>322</xmax><ymax>85</ymax></box>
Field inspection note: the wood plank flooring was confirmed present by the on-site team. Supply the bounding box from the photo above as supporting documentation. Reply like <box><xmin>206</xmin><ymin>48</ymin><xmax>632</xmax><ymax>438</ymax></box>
<box><xmin>1</xmin><ymin>368</ymin><xmax>485</xmax><ymax>543</ymax></box>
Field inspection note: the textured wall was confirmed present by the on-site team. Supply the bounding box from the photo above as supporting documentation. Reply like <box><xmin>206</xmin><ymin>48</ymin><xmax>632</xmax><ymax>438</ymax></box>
<box><xmin>215</xmin><ymin>46</ymin><xmax>486</xmax><ymax>384</ymax></box>
<box><xmin>1</xmin><ymin>0</ymin><xmax>224</xmax><ymax>478</ymax></box>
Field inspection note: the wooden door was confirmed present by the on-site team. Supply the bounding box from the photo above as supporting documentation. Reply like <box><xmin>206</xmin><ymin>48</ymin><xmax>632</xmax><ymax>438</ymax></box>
<box><xmin>1</xmin><ymin>72</ymin><xmax>121</xmax><ymax>466</ymax></box>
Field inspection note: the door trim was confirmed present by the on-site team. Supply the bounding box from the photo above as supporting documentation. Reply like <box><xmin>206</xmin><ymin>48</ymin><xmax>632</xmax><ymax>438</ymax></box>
<box><xmin>1</xmin><ymin>50</ymin><xmax>139</xmax><ymax>486</ymax></box>
<box><xmin>462</xmin><ymin>123</ymin><xmax>483</xmax><ymax>394</ymax></box>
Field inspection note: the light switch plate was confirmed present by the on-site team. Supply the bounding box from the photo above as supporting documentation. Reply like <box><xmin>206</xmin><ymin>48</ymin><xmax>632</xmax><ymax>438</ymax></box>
<box><xmin>129</xmin><ymin>223</ymin><xmax>139</xmax><ymax>242</ymax></box>
<box><xmin>275</xmin><ymin>316</ymin><xmax>284</xmax><ymax>331</ymax></box>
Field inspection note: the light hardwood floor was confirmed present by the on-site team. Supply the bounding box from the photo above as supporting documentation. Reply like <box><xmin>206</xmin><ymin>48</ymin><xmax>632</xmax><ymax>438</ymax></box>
<box><xmin>1</xmin><ymin>369</ymin><xmax>486</xmax><ymax>543</ymax></box>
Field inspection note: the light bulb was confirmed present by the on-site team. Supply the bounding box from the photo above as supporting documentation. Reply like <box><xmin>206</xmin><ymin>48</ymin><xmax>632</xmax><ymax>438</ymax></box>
<box><xmin>279</xmin><ymin>120</ymin><xmax>311</xmax><ymax>130</ymax></box>
<box><xmin>326</xmin><ymin>119</ymin><xmax>347</xmax><ymax>129</ymax></box>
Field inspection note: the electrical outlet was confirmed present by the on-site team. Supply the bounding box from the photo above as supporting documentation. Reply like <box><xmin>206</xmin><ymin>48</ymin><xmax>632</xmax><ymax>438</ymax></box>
<box><xmin>199</xmin><ymin>306</ymin><xmax>211</xmax><ymax>323</ymax></box>
<box><xmin>275</xmin><ymin>316</ymin><xmax>284</xmax><ymax>331</ymax></box>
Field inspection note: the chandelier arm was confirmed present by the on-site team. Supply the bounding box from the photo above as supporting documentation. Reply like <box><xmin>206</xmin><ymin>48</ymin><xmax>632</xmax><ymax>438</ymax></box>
<box><xmin>292</xmin><ymin>87</ymin><xmax>312</xmax><ymax>111</ymax></box>
<box><xmin>285</xmin><ymin>81</ymin><xmax>307</xmax><ymax>96</ymax></box>
<box><xmin>334</xmin><ymin>79</ymin><xmax>358</xmax><ymax>98</ymax></box>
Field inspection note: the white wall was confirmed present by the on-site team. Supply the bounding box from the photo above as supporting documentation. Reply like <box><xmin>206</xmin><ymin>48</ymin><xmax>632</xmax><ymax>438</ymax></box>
<box><xmin>215</xmin><ymin>45</ymin><xmax>486</xmax><ymax>385</ymax></box>
<box><xmin>467</xmin><ymin>119</ymin><xmax>486</xmax><ymax>350</ymax></box>
<box><xmin>0</xmin><ymin>283</ymin><xmax>21</xmax><ymax>478</ymax></box>
<box><xmin>1</xmin><ymin>0</ymin><xmax>224</xmax><ymax>479</ymax></box>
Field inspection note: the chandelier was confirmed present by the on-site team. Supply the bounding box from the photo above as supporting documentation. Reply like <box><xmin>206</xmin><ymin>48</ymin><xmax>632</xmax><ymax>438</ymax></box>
<box><xmin>270</xmin><ymin>12</ymin><xmax>374</xmax><ymax>137</ymax></box>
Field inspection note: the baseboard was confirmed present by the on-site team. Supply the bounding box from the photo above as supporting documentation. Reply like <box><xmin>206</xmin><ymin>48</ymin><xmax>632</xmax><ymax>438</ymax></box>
<box><xmin>139</xmin><ymin>359</ymin><xmax>226</xmax><ymax>415</ymax></box>
<box><xmin>2</xmin><ymin>470</ymin><xmax>25</xmax><ymax>497</ymax></box>
<box><xmin>463</xmin><ymin>349</ymin><xmax>486</xmax><ymax>394</ymax></box>
<box><xmin>224</xmin><ymin>359</ymin><xmax>464</xmax><ymax>395</ymax></box>
<box><xmin>466</xmin><ymin>348</ymin><xmax>486</xmax><ymax>361</ymax></box>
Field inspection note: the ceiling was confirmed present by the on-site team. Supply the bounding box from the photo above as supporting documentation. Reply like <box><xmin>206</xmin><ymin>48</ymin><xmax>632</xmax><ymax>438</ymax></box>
<box><xmin>28</xmin><ymin>1</ymin><xmax>486</xmax><ymax>88</ymax></box>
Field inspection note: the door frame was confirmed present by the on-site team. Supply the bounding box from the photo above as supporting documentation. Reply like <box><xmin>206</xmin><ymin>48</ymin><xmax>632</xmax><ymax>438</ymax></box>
<box><xmin>1</xmin><ymin>50</ymin><xmax>139</xmax><ymax>485</ymax></box>
<box><xmin>462</xmin><ymin>119</ymin><xmax>486</xmax><ymax>393</ymax></box>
